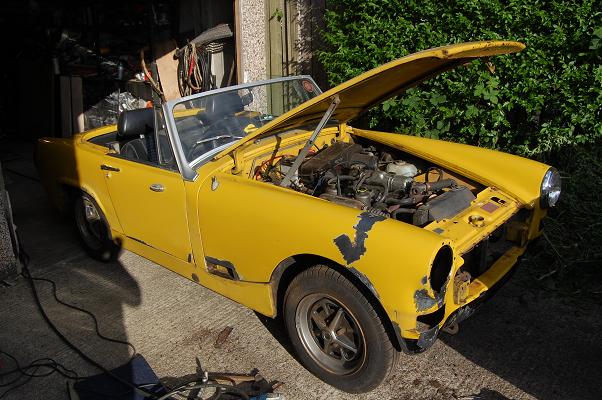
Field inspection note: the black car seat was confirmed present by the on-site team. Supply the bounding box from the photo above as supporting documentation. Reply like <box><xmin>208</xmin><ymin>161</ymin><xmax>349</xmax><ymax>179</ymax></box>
<box><xmin>201</xmin><ymin>92</ymin><xmax>244</xmax><ymax>124</ymax></box>
<box><xmin>200</xmin><ymin>92</ymin><xmax>255</xmax><ymax>135</ymax></box>
<box><xmin>117</xmin><ymin>108</ymin><xmax>157</xmax><ymax>162</ymax></box>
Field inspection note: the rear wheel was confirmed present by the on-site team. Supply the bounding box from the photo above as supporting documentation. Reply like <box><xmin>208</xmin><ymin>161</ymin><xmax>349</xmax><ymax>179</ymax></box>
<box><xmin>74</xmin><ymin>193</ymin><xmax>119</xmax><ymax>262</ymax></box>
<box><xmin>284</xmin><ymin>265</ymin><xmax>399</xmax><ymax>393</ymax></box>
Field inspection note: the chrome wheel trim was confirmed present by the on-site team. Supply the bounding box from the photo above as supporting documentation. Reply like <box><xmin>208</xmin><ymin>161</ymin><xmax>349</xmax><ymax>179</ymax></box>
<box><xmin>83</xmin><ymin>197</ymin><xmax>100</xmax><ymax>221</ymax></box>
<box><xmin>295</xmin><ymin>293</ymin><xmax>366</xmax><ymax>375</ymax></box>
<box><xmin>75</xmin><ymin>198</ymin><xmax>104</xmax><ymax>251</ymax></box>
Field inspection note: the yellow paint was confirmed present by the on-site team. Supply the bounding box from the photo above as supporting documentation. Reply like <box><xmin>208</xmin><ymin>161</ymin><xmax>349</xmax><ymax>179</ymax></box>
<box><xmin>36</xmin><ymin>41</ymin><xmax>552</xmax><ymax>345</ymax></box>
<box><xmin>425</xmin><ymin>188</ymin><xmax>518</xmax><ymax>254</ymax></box>
<box><xmin>215</xmin><ymin>40</ymin><xmax>525</xmax><ymax>159</ymax></box>
<box><xmin>100</xmin><ymin>155</ymin><xmax>192</xmax><ymax>262</ymax></box>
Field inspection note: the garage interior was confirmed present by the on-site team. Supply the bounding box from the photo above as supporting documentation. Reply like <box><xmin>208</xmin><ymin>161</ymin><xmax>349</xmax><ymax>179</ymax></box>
<box><xmin>0</xmin><ymin>1</ymin><xmax>600</xmax><ymax>400</ymax></box>
<box><xmin>1</xmin><ymin>0</ymin><xmax>238</xmax><ymax>142</ymax></box>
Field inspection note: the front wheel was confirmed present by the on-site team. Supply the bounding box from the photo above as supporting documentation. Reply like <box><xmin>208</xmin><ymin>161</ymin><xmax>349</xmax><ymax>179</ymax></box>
<box><xmin>284</xmin><ymin>265</ymin><xmax>399</xmax><ymax>393</ymax></box>
<box><xmin>74</xmin><ymin>193</ymin><xmax>119</xmax><ymax>262</ymax></box>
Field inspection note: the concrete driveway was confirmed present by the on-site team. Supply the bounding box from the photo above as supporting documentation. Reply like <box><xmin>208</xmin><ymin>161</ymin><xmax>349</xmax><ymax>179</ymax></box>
<box><xmin>1</xmin><ymin>144</ymin><xmax>600</xmax><ymax>399</ymax></box>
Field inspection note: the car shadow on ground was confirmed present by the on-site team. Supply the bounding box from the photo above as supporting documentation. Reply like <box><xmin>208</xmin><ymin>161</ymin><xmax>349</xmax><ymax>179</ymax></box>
<box><xmin>461</xmin><ymin>388</ymin><xmax>513</xmax><ymax>400</ymax></box>
<box><xmin>252</xmin><ymin>261</ymin><xmax>601</xmax><ymax>399</ymax></box>
<box><xmin>0</xmin><ymin>142</ymin><xmax>144</xmax><ymax>399</ymax></box>
<box><xmin>439</xmin><ymin>268</ymin><xmax>602</xmax><ymax>400</ymax></box>
<box><xmin>254</xmin><ymin>312</ymin><xmax>299</xmax><ymax>359</ymax></box>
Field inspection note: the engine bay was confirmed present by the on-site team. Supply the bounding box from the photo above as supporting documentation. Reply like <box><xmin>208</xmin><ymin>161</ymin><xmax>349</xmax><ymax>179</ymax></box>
<box><xmin>255</xmin><ymin>140</ymin><xmax>480</xmax><ymax>227</ymax></box>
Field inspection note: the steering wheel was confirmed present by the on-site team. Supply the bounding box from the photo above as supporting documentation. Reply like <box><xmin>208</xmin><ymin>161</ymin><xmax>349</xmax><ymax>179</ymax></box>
<box><xmin>187</xmin><ymin>133</ymin><xmax>244</xmax><ymax>160</ymax></box>
<box><xmin>187</xmin><ymin>117</ymin><xmax>245</xmax><ymax>160</ymax></box>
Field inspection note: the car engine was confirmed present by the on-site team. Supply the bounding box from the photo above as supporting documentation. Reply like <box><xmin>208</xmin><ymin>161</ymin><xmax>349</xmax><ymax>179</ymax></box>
<box><xmin>258</xmin><ymin>142</ymin><xmax>476</xmax><ymax>226</ymax></box>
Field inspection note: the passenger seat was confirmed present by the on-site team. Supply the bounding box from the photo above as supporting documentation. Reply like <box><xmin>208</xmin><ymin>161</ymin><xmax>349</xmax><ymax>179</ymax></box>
<box><xmin>117</xmin><ymin>108</ymin><xmax>155</xmax><ymax>162</ymax></box>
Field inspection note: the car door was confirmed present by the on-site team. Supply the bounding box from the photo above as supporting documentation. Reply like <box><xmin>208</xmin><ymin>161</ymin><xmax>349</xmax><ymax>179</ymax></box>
<box><xmin>101</xmin><ymin>112</ymin><xmax>192</xmax><ymax>262</ymax></box>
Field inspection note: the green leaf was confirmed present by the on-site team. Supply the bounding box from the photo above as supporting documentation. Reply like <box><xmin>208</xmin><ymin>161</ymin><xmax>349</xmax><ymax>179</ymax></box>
<box><xmin>320</xmin><ymin>0</ymin><xmax>602</xmax><ymax>156</ymax></box>
<box><xmin>466</xmin><ymin>105</ymin><xmax>479</xmax><ymax>118</ymax></box>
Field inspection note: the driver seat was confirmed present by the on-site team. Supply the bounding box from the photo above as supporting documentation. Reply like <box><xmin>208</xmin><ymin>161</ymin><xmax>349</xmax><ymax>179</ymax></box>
<box><xmin>200</xmin><ymin>92</ymin><xmax>254</xmax><ymax>136</ymax></box>
<box><xmin>201</xmin><ymin>92</ymin><xmax>244</xmax><ymax>125</ymax></box>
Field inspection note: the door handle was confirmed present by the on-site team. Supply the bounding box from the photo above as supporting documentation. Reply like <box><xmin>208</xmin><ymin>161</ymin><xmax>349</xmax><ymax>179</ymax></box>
<box><xmin>100</xmin><ymin>164</ymin><xmax>120</xmax><ymax>172</ymax></box>
<box><xmin>149</xmin><ymin>183</ymin><xmax>164</xmax><ymax>192</ymax></box>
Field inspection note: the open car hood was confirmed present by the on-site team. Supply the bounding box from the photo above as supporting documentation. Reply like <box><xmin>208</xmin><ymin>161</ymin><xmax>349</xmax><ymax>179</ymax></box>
<box><xmin>215</xmin><ymin>40</ymin><xmax>525</xmax><ymax>159</ymax></box>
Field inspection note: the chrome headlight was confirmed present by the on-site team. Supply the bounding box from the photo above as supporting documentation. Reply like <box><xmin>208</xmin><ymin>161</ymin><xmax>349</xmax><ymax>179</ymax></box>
<box><xmin>540</xmin><ymin>167</ymin><xmax>561</xmax><ymax>208</ymax></box>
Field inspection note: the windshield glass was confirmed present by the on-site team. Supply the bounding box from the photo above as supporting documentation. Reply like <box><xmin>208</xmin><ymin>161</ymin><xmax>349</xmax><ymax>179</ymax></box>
<box><xmin>171</xmin><ymin>78</ymin><xmax>320</xmax><ymax>164</ymax></box>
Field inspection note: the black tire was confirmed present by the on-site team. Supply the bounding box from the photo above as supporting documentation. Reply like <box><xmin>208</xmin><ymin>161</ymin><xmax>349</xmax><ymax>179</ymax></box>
<box><xmin>73</xmin><ymin>193</ymin><xmax>119</xmax><ymax>262</ymax></box>
<box><xmin>284</xmin><ymin>265</ymin><xmax>399</xmax><ymax>393</ymax></box>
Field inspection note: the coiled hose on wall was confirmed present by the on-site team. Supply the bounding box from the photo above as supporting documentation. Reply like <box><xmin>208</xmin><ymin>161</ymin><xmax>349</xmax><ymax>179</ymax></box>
<box><xmin>176</xmin><ymin>43</ymin><xmax>214</xmax><ymax>97</ymax></box>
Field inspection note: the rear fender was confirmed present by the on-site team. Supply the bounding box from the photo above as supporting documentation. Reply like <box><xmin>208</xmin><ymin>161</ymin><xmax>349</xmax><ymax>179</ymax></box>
<box><xmin>36</xmin><ymin>136</ymin><xmax>122</xmax><ymax>232</ymax></box>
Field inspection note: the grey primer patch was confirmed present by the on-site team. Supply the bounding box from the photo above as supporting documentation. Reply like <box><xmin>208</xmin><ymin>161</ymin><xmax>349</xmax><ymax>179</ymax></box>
<box><xmin>334</xmin><ymin>212</ymin><xmax>386</xmax><ymax>265</ymax></box>
<box><xmin>417</xmin><ymin>325</ymin><xmax>439</xmax><ymax>350</ymax></box>
<box><xmin>349</xmin><ymin>267</ymin><xmax>379</xmax><ymax>299</ymax></box>
<box><xmin>433</xmin><ymin>228</ymin><xmax>445</xmax><ymax>235</ymax></box>
<box><xmin>453</xmin><ymin>304</ymin><xmax>477</xmax><ymax>325</ymax></box>
<box><xmin>205</xmin><ymin>256</ymin><xmax>240</xmax><ymax>280</ymax></box>
<box><xmin>191</xmin><ymin>273</ymin><xmax>199</xmax><ymax>283</ymax></box>
<box><xmin>414</xmin><ymin>289</ymin><xmax>437</xmax><ymax>312</ymax></box>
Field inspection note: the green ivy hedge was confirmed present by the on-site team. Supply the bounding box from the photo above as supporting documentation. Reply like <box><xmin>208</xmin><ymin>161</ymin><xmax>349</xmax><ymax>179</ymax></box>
<box><xmin>319</xmin><ymin>0</ymin><xmax>602</xmax><ymax>156</ymax></box>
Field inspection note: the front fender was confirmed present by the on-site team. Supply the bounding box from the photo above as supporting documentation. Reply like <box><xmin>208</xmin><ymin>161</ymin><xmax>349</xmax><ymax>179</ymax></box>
<box><xmin>354</xmin><ymin>129</ymin><xmax>549</xmax><ymax>207</ymax></box>
<box><xmin>196</xmin><ymin>172</ymin><xmax>449</xmax><ymax>331</ymax></box>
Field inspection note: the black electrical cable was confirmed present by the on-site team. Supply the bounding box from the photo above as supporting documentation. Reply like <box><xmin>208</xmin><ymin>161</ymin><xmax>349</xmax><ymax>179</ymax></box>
<box><xmin>17</xmin><ymin>245</ymin><xmax>155</xmax><ymax>398</ymax></box>
<box><xmin>25</xmin><ymin>274</ymin><xmax>137</xmax><ymax>360</ymax></box>
<box><xmin>0</xmin><ymin>351</ymin><xmax>78</xmax><ymax>382</ymax></box>
<box><xmin>0</xmin><ymin>350</ymin><xmax>79</xmax><ymax>399</ymax></box>
<box><xmin>156</xmin><ymin>380</ymin><xmax>250</xmax><ymax>400</ymax></box>
<box><xmin>12</xmin><ymin>239</ymin><xmax>254</xmax><ymax>399</ymax></box>
<box><xmin>0</xmin><ymin>372</ymin><xmax>35</xmax><ymax>399</ymax></box>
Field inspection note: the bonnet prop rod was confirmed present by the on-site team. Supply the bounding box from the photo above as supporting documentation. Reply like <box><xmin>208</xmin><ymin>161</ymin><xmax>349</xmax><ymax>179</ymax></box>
<box><xmin>280</xmin><ymin>95</ymin><xmax>340</xmax><ymax>188</ymax></box>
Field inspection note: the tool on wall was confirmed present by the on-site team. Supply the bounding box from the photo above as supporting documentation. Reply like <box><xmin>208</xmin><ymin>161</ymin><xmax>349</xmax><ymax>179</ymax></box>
<box><xmin>175</xmin><ymin>24</ymin><xmax>234</xmax><ymax>97</ymax></box>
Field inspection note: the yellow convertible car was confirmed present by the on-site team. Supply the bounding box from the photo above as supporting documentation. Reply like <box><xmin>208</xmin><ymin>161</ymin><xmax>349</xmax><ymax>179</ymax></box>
<box><xmin>36</xmin><ymin>41</ymin><xmax>560</xmax><ymax>392</ymax></box>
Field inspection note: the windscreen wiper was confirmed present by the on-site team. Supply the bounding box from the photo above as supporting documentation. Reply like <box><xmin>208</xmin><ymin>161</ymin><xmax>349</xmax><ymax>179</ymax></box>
<box><xmin>194</xmin><ymin>135</ymin><xmax>243</xmax><ymax>145</ymax></box>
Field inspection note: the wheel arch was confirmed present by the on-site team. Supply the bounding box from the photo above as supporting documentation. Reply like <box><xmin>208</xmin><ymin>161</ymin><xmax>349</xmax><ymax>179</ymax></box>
<box><xmin>59</xmin><ymin>182</ymin><xmax>109</xmax><ymax>218</ymax></box>
<box><xmin>270</xmin><ymin>253</ymin><xmax>405</xmax><ymax>352</ymax></box>
<box><xmin>58</xmin><ymin>183</ymin><xmax>119</xmax><ymax>237</ymax></box>
<box><xmin>59</xmin><ymin>182</ymin><xmax>82</xmax><ymax>213</ymax></box>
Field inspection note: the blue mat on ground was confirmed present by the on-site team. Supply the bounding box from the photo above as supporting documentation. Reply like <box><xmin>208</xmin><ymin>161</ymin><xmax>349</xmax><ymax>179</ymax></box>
<box><xmin>72</xmin><ymin>355</ymin><xmax>166</xmax><ymax>400</ymax></box>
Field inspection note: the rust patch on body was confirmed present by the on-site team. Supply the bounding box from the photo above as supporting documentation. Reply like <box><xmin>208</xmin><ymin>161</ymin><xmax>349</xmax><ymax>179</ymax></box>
<box><xmin>414</xmin><ymin>289</ymin><xmax>438</xmax><ymax>312</ymax></box>
<box><xmin>334</xmin><ymin>211</ymin><xmax>386</xmax><ymax>265</ymax></box>
<box><xmin>417</xmin><ymin>325</ymin><xmax>439</xmax><ymax>350</ymax></box>
<box><xmin>205</xmin><ymin>256</ymin><xmax>240</xmax><ymax>280</ymax></box>
<box><xmin>481</xmin><ymin>202</ymin><xmax>499</xmax><ymax>213</ymax></box>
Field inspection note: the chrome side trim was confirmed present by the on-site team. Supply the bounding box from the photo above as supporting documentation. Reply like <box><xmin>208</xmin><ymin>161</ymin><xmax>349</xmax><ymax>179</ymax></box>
<box><xmin>163</xmin><ymin>102</ymin><xmax>197</xmax><ymax>181</ymax></box>
<box><xmin>164</xmin><ymin>75</ymin><xmax>319</xmax><ymax>109</ymax></box>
